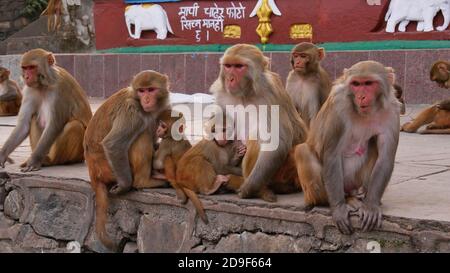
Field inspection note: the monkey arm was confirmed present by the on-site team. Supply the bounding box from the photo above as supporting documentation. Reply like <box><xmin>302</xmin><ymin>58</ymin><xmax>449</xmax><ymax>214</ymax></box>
<box><xmin>365</xmin><ymin>133</ymin><xmax>398</xmax><ymax>206</ymax></box>
<box><xmin>217</xmin><ymin>165</ymin><xmax>242</xmax><ymax>176</ymax></box>
<box><xmin>102</xmin><ymin>108</ymin><xmax>144</xmax><ymax>189</ymax></box>
<box><xmin>0</xmin><ymin>91</ymin><xmax>17</xmax><ymax>101</ymax></box>
<box><xmin>322</xmin><ymin>148</ymin><xmax>346</xmax><ymax>208</ymax></box>
<box><xmin>153</xmin><ymin>140</ymin><xmax>170</xmax><ymax>170</ymax></box>
<box><xmin>437</xmin><ymin>99</ymin><xmax>450</xmax><ymax>111</ymax></box>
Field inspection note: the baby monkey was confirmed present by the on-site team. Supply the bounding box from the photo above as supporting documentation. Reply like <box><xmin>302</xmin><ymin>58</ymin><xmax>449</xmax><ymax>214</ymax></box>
<box><xmin>174</xmin><ymin>115</ymin><xmax>246</xmax><ymax>223</ymax></box>
<box><xmin>153</xmin><ymin>109</ymin><xmax>192</xmax><ymax>199</ymax></box>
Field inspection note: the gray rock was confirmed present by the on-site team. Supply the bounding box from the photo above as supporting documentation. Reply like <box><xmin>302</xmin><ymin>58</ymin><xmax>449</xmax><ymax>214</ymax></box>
<box><xmin>137</xmin><ymin>214</ymin><xmax>188</xmax><ymax>253</ymax></box>
<box><xmin>27</xmin><ymin>189</ymin><xmax>90</xmax><ymax>241</ymax></box>
<box><xmin>212</xmin><ymin>232</ymin><xmax>314</xmax><ymax>253</ymax></box>
<box><xmin>123</xmin><ymin>242</ymin><xmax>138</xmax><ymax>253</ymax></box>
<box><xmin>4</xmin><ymin>190</ymin><xmax>24</xmax><ymax>220</ymax></box>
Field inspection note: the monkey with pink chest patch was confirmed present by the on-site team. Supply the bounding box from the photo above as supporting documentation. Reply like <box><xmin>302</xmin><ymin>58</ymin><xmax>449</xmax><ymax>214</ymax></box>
<box><xmin>295</xmin><ymin>61</ymin><xmax>400</xmax><ymax>235</ymax></box>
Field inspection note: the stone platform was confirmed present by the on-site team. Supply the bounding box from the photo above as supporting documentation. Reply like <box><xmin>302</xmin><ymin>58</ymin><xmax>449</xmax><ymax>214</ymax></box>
<box><xmin>0</xmin><ymin>102</ymin><xmax>450</xmax><ymax>253</ymax></box>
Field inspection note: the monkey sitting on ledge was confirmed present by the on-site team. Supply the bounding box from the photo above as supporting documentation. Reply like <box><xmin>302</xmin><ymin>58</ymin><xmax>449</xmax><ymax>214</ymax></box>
<box><xmin>174</xmin><ymin>115</ymin><xmax>246</xmax><ymax>223</ymax></box>
<box><xmin>0</xmin><ymin>67</ymin><xmax>22</xmax><ymax>116</ymax></box>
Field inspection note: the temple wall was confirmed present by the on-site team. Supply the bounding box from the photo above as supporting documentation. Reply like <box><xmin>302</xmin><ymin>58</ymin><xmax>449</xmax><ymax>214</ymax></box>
<box><xmin>1</xmin><ymin>49</ymin><xmax>450</xmax><ymax>104</ymax></box>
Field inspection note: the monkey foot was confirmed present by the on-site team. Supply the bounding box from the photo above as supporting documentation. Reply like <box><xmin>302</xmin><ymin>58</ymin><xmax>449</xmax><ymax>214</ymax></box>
<box><xmin>259</xmin><ymin>189</ymin><xmax>277</xmax><ymax>203</ymax></box>
<box><xmin>109</xmin><ymin>185</ymin><xmax>131</xmax><ymax>195</ymax></box>
<box><xmin>400</xmin><ymin>123</ymin><xmax>417</xmax><ymax>133</ymax></box>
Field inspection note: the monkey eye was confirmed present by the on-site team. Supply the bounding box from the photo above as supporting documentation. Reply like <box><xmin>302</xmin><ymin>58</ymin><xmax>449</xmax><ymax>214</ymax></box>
<box><xmin>21</xmin><ymin>65</ymin><xmax>37</xmax><ymax>70</ymax></box>
<box><xmin>137</xmin><ymin>88</ymin><xmax>145</xmax><ymax>93</ymax></box>
<box><xmin>159</xmin><ymin>121</ymin><xmax>167</xmax><ymax>129</ymax></box>
<box><xmin>223</xmin><ymin>64</ymin><xmax>246</xmax><ymax>69</ymax></box>
<box><xmin>350</xmin><ymin>81</ymin><xmax>361</xmax><ymax>87</ymax></box>
<box><xmin>364</xmin><ymin>81</ymin><xmax>375</xmax><ymax>86</ymax></box>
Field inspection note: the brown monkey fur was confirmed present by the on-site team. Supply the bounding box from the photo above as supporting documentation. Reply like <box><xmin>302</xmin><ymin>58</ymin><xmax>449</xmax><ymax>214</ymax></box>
<box><xmin>401</xmin><ymin>60</ymin><xmax>450</xmax><ymax>134</ymax></box>
<box><xmin>84</xmin><ymin>70</ymin><xmax>170</xmax><ymax>250</ymax></box>
<box><xmin>393</xmin><ymin>84</ymin><xmax>406</xmax><ymax>115</ymax></box>
<box><xmin>0</xmin><ymin>48</ymin><xmax>92</xmax><ymax>171</ymax></box>
<box><xmin>286</xmin><ymin>42</ymin><xmax>331</xmax><ymax>127</ymax></box>
<box><xmin>295</xmin><ymin>61</ymin><xmax>400</xmax><ymax>234</ymax></box>
<box><xmin>210</xmin><ymin>44</ymin><xmax>306</xmax><ymax>202</ymax></box>
<box><xmin>152</xmin><ymin>109</ymin><xmax>192</xmax><ymax>201</ymax></box>
<box><xmin>0</xmin><ymin>67</ymin><xmax>21</xmax><ymax>116</ymax></box>
<box><xmin>175</xmin><ymin>118</ymin><xmax>245</xmax><ymax>223</ymax></box>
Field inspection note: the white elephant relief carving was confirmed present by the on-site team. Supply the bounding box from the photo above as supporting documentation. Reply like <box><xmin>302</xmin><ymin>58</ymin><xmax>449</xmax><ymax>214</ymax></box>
<box><xmin>385</xmin><ymin>0</ymin><xmax>450</xmax><ymax>33</ymax></box>
<box><xmin>124</xmin><ymin>4</ymin><xmax>174</xmax><ymax>39</ymax></box>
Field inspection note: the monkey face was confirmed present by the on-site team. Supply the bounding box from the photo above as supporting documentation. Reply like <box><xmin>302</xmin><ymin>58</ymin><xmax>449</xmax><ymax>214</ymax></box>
<box><xmin>137</xmin><ymin>87</ymin><xmax>160</xmax><ymax>112</ymax></box>
<box><xmin>0</xmin><ymin>68</ymin><xmax>9</xmax><ymax>82</ymax></box>
<box><xmin>213</xmin><ymin>126</ymin><xmax>230</xmax><ymax>147</ymax></box>
<box><xmin>223</xmin><ymin>63</ymin><xmax>250</xmax><ymax>95</ymax></box>
<box><xmin>21</xmin><ymin>65</ymin><xmax>39</xmax><ymax>87</ymax></box>
<box><xmin>349</xmin><ymin>77</ymin><xmax>380</xmax><ymax>115</ymax></box>
<box><xmin>156</xmin><ymin>120</ymin><xmax>168</xmax><ymax>138</ymax></box>
<box><xmin>292</xmin><ymin>52</ymin><xmax>309</xmax><ymax>73</ymax></box>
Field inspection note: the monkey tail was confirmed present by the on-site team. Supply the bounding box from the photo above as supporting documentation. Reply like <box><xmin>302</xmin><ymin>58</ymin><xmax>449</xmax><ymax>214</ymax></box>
<box><xmin>182</xmin><ymin>187</ymin><xmax>209</xmax><ymax>224</ymax></box>
<box><xmin>94</xmin><ymin>182</ymin><xmax>117</xmax><ymax>251</ymax></box>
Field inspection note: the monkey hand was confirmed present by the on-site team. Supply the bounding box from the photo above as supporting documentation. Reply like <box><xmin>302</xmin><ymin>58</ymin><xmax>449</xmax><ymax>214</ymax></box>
<box><xmin>20</xmin><ymin>157</ymin><xmax>42</xmax><ymax>172</ymax></box>
<box><xmin>332</xmin><ymin>203</ymin><xmax>354</xmax><ymax>235</ymax></box>
<box><xmin>109</xmin><ymin>180</ymin><xmax>132</xmax><ymax>195</ymax></box>
<box><xmin>236</xmin><ymin>142</ymin><xmax>247</xmax><ymax>157</ymax></box>
<box><xmin>358</xmin><ymin>203</ymin><xmax>382</xmax><ymax>232</ymax></box>
<box><xmin>0</xmin><ymin>152</ymin><xmax>10</xmax><ymax>168</ymax></box>
<box><xmin>237</xmin><ymin>181</ymin><xmax>259</xmax><ymax>199</ymax></box>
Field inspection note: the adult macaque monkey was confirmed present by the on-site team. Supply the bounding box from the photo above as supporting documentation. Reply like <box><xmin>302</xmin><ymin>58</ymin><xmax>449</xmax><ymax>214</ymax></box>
<box><xmin>0</xmin><ymin>48</ymin><xmax>92</xmax><ymax>171</ymax></box>
<box><xmin>0</xmin><ymin>67</ymin><xmax>22</xmax><ymax>116</ymax></box>
<box><xmin>210</xmin><ymin>44</ymin><xmax>307</xmax><ymax>201</ymax></box>
<box><xmin>401</xmin><ymin>60</ymin><xmax>450</xmax><ymax>134</ymax></box>
<box><xmin>286</xmin><ymin>42</ymin><xmax>331</xmax><ymax>127</ymax></box>
<box><xmin>84</xmin><ymin>70</ymin><xmax>170</xmax><ymax>250</ymax></box>
<box><xmin>295</xmin><ymin>61</ymin><xmax>400</xmax><ymax>234</ymax></box>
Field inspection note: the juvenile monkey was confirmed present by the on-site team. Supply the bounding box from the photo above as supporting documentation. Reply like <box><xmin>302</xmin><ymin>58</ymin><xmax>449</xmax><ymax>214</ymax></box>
<box><xmin>295</xmin><ymin>61</ymin><xmax>400</xmax><ymax>234</ymax></box>
<box><xmin>84</xmin><ymin>70</ymin><xmax>170</xmax><ymax>250</ymax></box>
<box><xmin>0</xmin><ymin>48</ymin><xmax>92</xmax><ymax>171</ymax></box>
<box><xmin>0</xmin><ymin>67</ymin><xmax>22</xmax><ymax>116</ymax></box>
<box><xmin>152</xmin><ymin>109</ymin><xmax>192</xmax><ymax>200</ymax></box>
<box><xmin>286</xmin><ymin>42</ymin><xmax>331</xmax><ymax>127</ymax></box>
<box><xmin>175</xmin><ymin>117</ymin><xmax>246</xmax><ymax>223</ymax></box>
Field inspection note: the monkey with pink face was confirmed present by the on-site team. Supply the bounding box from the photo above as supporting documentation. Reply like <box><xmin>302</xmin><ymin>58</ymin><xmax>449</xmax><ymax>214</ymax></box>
<box><xmin>295</xmin><ymin>61</ymin><xmax>401</xmax><ymax>234</ymax></box>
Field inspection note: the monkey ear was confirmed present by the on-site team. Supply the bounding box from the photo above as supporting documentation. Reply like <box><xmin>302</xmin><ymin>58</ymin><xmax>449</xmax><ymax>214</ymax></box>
<box><xmin>47</xmin><ymin>54</ymin><xmax>56</xmax><ymax>66</ymax></box>
<box><xmin>318</xmin><ymin>48</ymin><xmax>326</xmax><ymax>61</ymax></box>
<box><xmin>438</xmin><ymin>63</ymin><xmax>449</xmax><ymax>74</ymax></box>
<box><xmin>178</xmin><ymin>124</ymin><xmax>184</xmax><ymax>134</ymax></box>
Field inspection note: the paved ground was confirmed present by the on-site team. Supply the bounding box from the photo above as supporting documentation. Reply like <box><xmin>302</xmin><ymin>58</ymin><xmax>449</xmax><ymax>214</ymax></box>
<box><xmin>0</xmin><ymin>101</ymin><xmax>449</xmax><ymax>223</ymax></box>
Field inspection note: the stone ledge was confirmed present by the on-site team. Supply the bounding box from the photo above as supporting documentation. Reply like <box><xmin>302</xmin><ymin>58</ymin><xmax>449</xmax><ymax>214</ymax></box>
<box><xmin>0</xmin><ymin>173</ymin><xmax>449</xmax><ymax>253</ymax></box>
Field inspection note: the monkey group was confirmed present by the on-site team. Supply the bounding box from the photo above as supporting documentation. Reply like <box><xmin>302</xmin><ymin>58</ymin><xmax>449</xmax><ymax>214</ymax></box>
<box><xmin>0</xmin><ymin>45</ymin><xmax>448</xmax><ymax>251</ymax></box>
